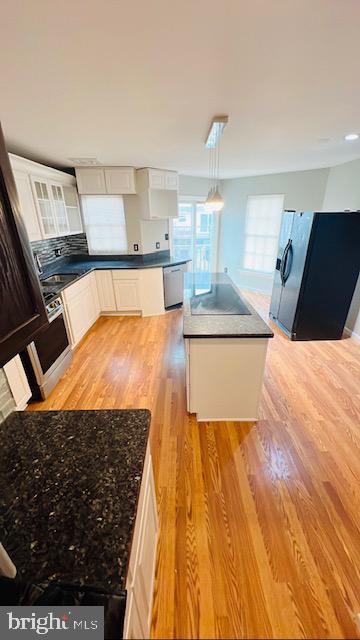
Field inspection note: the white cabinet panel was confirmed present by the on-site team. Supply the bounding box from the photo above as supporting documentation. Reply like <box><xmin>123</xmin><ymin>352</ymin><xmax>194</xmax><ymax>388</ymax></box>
<box><xmin>113</xmin><ymin>279</ymin><xmax>140</xmax><ymax>311</ymax></box>
<box><xmin>62</xmin><ymin>274</ymin><xmax>99</xmax><ymax>347</ymax></box>
<box><xmin>95</xmin><ymin>271</ymin><xmax>116</xmax><ymax>312</ymax></box>
<box><xmin>89</xmin><ymin>272</ymin><xmax>100</xmax><ymax>320</ymax></box>
<box><xmin>75</xmin><ymin>168</ymin><xmax>106</xmax><ymax>194</ymax></box>
<box><xmin>136</xmin><ymin>168</ymin><xmax>178</xmax><ymax>219</ymax></box>
<box><xmin>139</xmin><ymin>268</ymin><xmax>165</xmax><ymax>316</ymax></box>
<box><xmin>134</xmin><ymin>470</ymin><xmax>158</xmax><ymax>622</ymax></box>
<box><xmin>76</xmin><ymin>167</ymin><xmax>136</xmax><ymax>194</ymax></box>
<box><xmin>148</xmin><ymin>169</ymin><xmax>165</xmax><ymax>190</ymax></box>
<box><xmin>13</xmin><ymin>171</ymin><xmax>42</xmax><ymax>241</ymax></box>
<box><xmin>165</xmin><ymin>171</ymin><xmax>178</xmax><ymax>190</ymax></box>
<box><xmin>31</xmin><ymin>178</ymin><xmax>57</xmax><ymax>237</ymax></box>
<box><xmin>63</xmin><ymin>185</ymin><xmax>83</xmax><ymax>234</ymax></box>
<box><xmin>3</xmin><ymin>355</ymin><xmax>31</xmax><ymax>410</ymax></box>
<box><xmin>124</xmin><ymin>592</ymin><xmax>145</xmax><ymax>640</ymax></box>
<box><xmin>104</xmin><ymin>168</ymin><xmax>136</xmax><ymax>194</ymax></box>
<box><xmin>124</xmin><ymin>449</ymin><xmax>158</xmax><ymax>640</ymax></box>
<box><xmin>51</xmin><ymin>183</ymin><xmax>70</xmax><ymax>235</ymax></box>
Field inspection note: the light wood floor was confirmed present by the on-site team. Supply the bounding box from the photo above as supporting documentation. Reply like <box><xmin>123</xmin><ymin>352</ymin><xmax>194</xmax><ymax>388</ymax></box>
<box><xmin>28</xmin><ymin>292</ymin><xmax>360</xmax><ymax>639</ymax></box>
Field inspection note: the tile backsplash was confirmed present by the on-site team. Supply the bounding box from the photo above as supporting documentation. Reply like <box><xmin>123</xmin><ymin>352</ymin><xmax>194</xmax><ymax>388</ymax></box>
<box><xmin>31</xmin><ymin>233</ymin><xmax>88</xmax><ymax>269</ymax></box>
<box><xmin>0</xmin><ymin>369</ymin><xmax>15</xmax><ymax>423</ymax></box>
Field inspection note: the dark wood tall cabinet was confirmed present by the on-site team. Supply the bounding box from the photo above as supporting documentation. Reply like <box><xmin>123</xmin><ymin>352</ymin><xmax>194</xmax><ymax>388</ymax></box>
<box><xmin>0</xmin><ymin>123</ymin><xmax>48</xmax><ymax>367</ymax></box>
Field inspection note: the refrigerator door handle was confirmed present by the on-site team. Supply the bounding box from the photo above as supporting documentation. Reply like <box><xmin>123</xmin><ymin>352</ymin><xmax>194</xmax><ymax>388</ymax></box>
<box><xmin>280</xmin><ymin>240</ymin><xmax>290</xmax><ymax>285</ymax></box>
<box><xmin>282</xmin><ymin>240</ymin><xmax>293</xmax><ymax>284</ymax></box>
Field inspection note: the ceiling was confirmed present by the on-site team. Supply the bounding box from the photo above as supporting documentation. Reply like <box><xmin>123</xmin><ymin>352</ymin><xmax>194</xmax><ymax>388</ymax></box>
<box><xmin>2</xmin><ymin>0</ymin><xmax>360</xmax><ymax>178</ymax></box>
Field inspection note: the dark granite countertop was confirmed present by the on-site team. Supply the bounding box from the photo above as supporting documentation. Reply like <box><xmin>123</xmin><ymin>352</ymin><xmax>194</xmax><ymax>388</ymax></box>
<box><xmin>40</xmin><ymin>252</ymin><xmax>190</xmax><ymax>302</ymax></box>
<box><xmin>183</xmin><ymin>272</ymin><xmax>274</xmax><ymax>338</ymax></box>
<box><xmin>0</xmin><ymin>410</ymin><xmax>150</xmax><ymax>593</ymax></box>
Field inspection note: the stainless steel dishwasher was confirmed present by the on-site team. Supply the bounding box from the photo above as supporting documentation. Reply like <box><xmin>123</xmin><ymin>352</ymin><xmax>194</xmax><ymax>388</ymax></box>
<box><xmin>163</xmin><ymin>263</ymin><xmax>188</xmax><ymax>309</ymax></box>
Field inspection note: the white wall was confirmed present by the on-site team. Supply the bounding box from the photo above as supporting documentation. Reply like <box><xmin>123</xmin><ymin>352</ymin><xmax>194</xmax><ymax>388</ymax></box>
<box><xmin>218</xmin><ymin>168</ymin><xmax>330</xmax><ymax>293</ymax></box>
<box><xmin>178</xmin><ymin>175</ymin><xmax>209</xmax><ymax>198</ymax></box>
<box><xmin>322</xmin><ymin>158</ymin><xmax>360</xmax><ymax>211</ymax></box>
<box><xmin>322</xmin><ymin>159</ymin><xmax>360</xmax><ymax>338</ymax></box>
<box><xmin>123</xmin><ymin>196</ymin><xmax>169</xmax><ymax>255</ymax></box>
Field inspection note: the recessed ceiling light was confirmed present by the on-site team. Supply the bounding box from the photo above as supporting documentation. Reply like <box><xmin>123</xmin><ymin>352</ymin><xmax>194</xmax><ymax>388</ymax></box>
<box><xmin>344</xmin><ymin>133</ymin><xmax>359</xmax><ymax>141</ymax></box>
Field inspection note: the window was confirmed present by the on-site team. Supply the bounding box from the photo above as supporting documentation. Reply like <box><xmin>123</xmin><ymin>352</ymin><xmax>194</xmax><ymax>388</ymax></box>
<box><xmin>172</xmin><ymin>201</ymin><xmax>218</xmax><ymax>272</ymax></box>
<box><xmin>243</xmin><ymin>194</ymin><xmax>284</xmax><ymax>273</ymax></box>
<box><xmin>81</xmin><ymin>195</ymin><xmax>128</xmax><ymax>255</ymax></box>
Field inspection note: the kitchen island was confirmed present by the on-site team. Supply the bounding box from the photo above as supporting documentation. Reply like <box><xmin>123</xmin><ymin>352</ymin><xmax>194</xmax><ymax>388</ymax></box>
<box><xmin>183</xmin><ymin>273</ymin><xmax>274</xmax><ymax>421</ymax></box>
<box><xmin>0</xmin><ymin>409</ymin><xmax>158</xmax><ymax>639</ymax></box>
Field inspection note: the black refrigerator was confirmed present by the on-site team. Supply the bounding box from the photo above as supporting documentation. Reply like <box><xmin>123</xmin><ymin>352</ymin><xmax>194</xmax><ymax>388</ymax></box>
<box><xmin>269</xmin><ymin>211</ymin><xmax>360</xmax><ymax>340</ymax></box>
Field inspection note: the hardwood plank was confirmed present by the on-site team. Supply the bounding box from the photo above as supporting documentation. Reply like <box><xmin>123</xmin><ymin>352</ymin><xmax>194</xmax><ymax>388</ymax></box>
<box><xmin>28</xmin><ymin>293</ymin><xmax>360</xmax><ymax>639</ymax></box>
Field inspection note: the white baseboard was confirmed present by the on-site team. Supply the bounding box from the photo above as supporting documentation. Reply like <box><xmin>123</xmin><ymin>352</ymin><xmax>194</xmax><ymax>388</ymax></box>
<box><xmin>344</xmin><ymin>326</ymin><xmax>360</xmax><ymax>342</ymax></box>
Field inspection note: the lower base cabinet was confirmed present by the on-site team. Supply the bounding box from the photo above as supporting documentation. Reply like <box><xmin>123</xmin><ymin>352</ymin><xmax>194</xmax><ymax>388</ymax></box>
<box><xmin>62</xmin><ymin>267</ymin><xmax>167</xmax><ymax>348</ymax></box>
<box><xmin>112</xmin><ymin>271</ymin><xmax>141</xmax><ymax>312</ymax></box>
<box><xmin>123</xmin><ymin>446</ymin><xmax>158</xmax><ymax>639</ymax></box>
<box><xmin>61</xmin><ymin>273</ymin><xmax>99</xmax><ymax>347</ymax></box>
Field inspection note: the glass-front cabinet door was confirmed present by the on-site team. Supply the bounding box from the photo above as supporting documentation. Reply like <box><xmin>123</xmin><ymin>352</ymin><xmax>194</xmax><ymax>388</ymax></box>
<box><xmin>31</xmin><ymin>178</ymin><xmax>82</xmax><ymax>238</ymax></box>
<box><xmin>32</xmin><ymin>179</ymin><xmax>57</xmax><ymax>237</ymax></box>
<box><xmin>51</xmin><ymin>183</ymin><xmax>69</xmax><ymax>235</ymax></box>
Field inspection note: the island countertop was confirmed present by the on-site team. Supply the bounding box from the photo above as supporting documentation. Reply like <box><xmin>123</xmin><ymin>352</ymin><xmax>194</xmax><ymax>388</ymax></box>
<box><xmin>0</xmin><ymin>409</ymin><xmax>150</xmax><ymax>594</ymax></box>
<box><xmin>183</xmin><ymin>272</ymin><xmax>274</xmax><ymax>338</ymax></box>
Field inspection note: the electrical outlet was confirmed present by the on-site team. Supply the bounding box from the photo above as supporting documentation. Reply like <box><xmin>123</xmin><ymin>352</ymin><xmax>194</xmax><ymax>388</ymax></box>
<box><xmin>165</xmin><ymin>233</ymin><xmax>169</xmax><ymax>240</ymax></box>
<box><xmin>224</xmin><ymin>267</ymin><xmax>228</xmax><ymax>274</ymax></box>
<box><xmin>156</xmin><ymin>242</ymin><xmax>160</xmax><ymax>249</ymax></box>
<box><xmin>134</xmin><ymin>244</ymin><xmax>139</xmax><ymax>252</ymax></box>
<box><xmin>54</xmin><ymin>248</ymin><xmax>62</xmax><ymax>257</ymax></box>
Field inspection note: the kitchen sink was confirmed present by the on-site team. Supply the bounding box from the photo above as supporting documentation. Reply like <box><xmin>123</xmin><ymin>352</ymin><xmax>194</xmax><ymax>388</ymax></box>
<box><xmin>41</xmin><ymin>273</ymin><xmax>80</xmax><ymax>285</ymax></box>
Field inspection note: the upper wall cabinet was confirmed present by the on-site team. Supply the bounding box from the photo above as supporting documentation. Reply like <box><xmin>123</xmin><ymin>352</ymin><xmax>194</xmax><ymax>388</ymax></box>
<box><xmin>10</xmin><ymin>154</ymin><xmax>82</xmax><ymax>242</ymax></box>
<box><xmin>136</xmin><ymin>169</ymin><xmax>179</xmax><ymax>220</ymax></box>
<box><xmin>0</xmin><ymin>125</ymin><xmax>48</xmax><ymax>368</ymax></box>
<box><xmin>76</xmin><ymin>167</ymin><xmax>136</xmax><ymax>195</ymax></box>
<box><xmin>31</xmin><ymin>178</ymin><xmax>83</xmax><ymax>239</ymax></box>
<box><xmin>12</xmin><ymin>171</ymin><xmax>42</xmax><ymax>242</ymax></box>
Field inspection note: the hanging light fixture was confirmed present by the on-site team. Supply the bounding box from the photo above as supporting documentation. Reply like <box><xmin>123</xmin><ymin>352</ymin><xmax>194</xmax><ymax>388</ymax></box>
<box><xmin>204</xmin><ymin>115</ymin><xmax>228</xmax><ymax>212</ymax></box>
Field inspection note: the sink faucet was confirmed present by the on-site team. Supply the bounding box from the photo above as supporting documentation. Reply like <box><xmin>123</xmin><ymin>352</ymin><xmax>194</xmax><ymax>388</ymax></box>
<box><xmin>34</xmin><ymin>251</ymin><xmax>43</xmax><ymax>275</ymax></box>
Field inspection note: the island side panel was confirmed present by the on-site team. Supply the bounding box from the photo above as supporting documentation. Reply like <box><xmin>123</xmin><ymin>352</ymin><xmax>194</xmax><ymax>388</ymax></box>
<box><xmin>124</xmin><ymin>445</ymin><xmax>159</xmax><ymax>639</ymax></box>
<box><xmin>187</xmin><ymin>337</ymin><xmax>269</xmax><ymax>421</ymax></box>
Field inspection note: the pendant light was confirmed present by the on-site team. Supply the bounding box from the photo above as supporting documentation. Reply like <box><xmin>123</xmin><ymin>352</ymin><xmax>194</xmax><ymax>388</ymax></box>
<box><xmin>204</xmin><ymin>116</ymin><xmax>228</xmax><ymax>212</ymax></box>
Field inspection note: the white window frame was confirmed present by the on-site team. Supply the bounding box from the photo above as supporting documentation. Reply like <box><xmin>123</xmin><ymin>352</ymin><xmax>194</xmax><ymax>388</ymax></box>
<box><xmin>170</xmin><ymin>196</ymin><xmax>220</xmax><ymax>271</ymax></box>
<box><xmin>243</xmin><ymin>194</ymin><xmax>284</xmax><ymax>274</ymax></box>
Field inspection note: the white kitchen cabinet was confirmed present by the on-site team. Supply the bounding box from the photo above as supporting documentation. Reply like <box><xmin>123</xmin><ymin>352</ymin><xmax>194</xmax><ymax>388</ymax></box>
<box><xmin>165</xmin><ymin>171</ymin><xmax>179</xmax><ymax>190</ymax></box>
<box><xmin>136</xmin><ymin>168</ymin><xmax>178</xmax><ymax>220</ymax></box>
<box><xmin>75</xmin><ymin>168</ymin><xmax>106</xmax><ymax>194</ymax></box>
<box><xmin>3</xmin><ymin>355</ymin><xmax>31</xmax><ymax>411</ymax></box>
<box><xmin>113</xmin><ymin>280</ymin><xmax>140</xmax><ymax>311</ymax></box>
<box><xmin>104</xmin><ymin>168</ymin><xmax>136</xmax><ymax>194</ymax></box>
<box><xmin>89</xmin><ymin>271</ymin><xmax>100</xmax><ymax>319</ymax></box>
<box><xmin>31</xmin><ymin>177</ymin><xmax>83</xmax><ymax>239</ymax></box>
<box><xmin>13</xmin><ymin>171</ymin><xmax>42</xmax><ymax>241</ymax></box>
<box><xmin>147</xmin><ymin>169</ymin><xmax>165</xmax><ymax>190</ymax></box>
<box><xmin>95</xmin><ymin>270</ymin><xmax>116</xmax><ymax>312</ymax></box>
<box><xmin>63</xmin><ymin>185</ymin><xmax>83</xmax><ymax>234</ymax></box>
<box><xmin>31</xmin><ymin>178</ymin><xmax>57</xmax><ymax>237</ymax></box>
<box><xmin>139</xmin><ymin>268</ymin><xmax>165</xmax><ymax>317</ymax></box>
<box><xmin>123</xmin><ymin>447</ymin><xmax>158</xmax><ymax>640</ymax></box>
<box><xmin>61</xmin><ymin>274</ymin><xmax>99</xmax><ymax>347</ymax></box>
<box><xmin>76</xmin><ymin>167</ymin><xmax>136</xmax><ymax>195</ymax></box>
<box><xmin>50</xmin><ymin>183</ymin><xmax>70</xmax><ymax>235</ymax></box>
<box><xmin>144</xmin><ymin>168</ymin><xmax>178</xmax><ymax>191</ymax></box>
<box><xmin>112</xmin><ymin>270</ymin><xmax>141</xmax><ymax>312</ymax></box>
